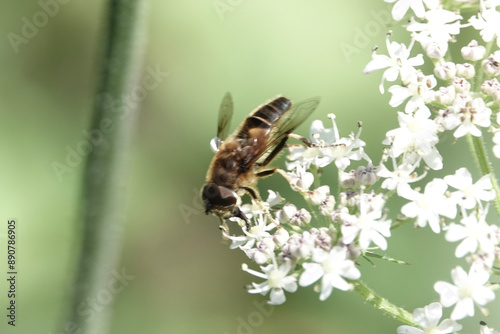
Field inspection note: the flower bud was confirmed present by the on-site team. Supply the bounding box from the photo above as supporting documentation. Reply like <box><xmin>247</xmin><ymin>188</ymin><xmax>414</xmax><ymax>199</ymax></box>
<box><xmin>421</xmin><ymin>37</ymin><xmax>448</xmax><ymax>59</ymax></box>
<box><xmin>277</xmin><ymin>203</ymin><xmax>297</xmax><ymax>223</ymax></box>
<box><xmin>356</xmin><ymin>164</ymin><xmax>379</xmax><ymax>186</ymax></box>
<box><xmin>308</xmin><ymin>185</ymin><xmax>330</xmax><ymax>205</ymax></box>
<box><xmin>451</xmin><ymin>76</ymin><xmax>471</xmax><ymax>93</ymax></box>
<box><xmin>480</xmin><ymin>78</ymin><xmax>500</xmax><ymax>95</ymax></box>
<box><xmin>320</xmin><ymin>196</ymin><xmax>336</xmax><ymax>216</ymax></box>
<box><xmin>289</xmin><ymin>208</ymin><xmax>311</xmax><ymax>226</ymax></box>
<box><xmin>435</xmin><ymin>86</ymin><xmax>455</xmax><ymax>105</ymax></box>
<box><xmin>273</xmin><ymin>228</ymin><xmax>290</xmax><ymax>247</ymax></box>
<box><xmin>461</xmin><ymin>40</ymin><xmax>486</xmax><ymax>61</ymax></box>
<box><xmin>434</xmin><ymin>61</ymin><xmax>456</xmax><ymax>80</ymax></box>
<box><xmin>339</xmin><ymin>190</ymin><xmax>358</xmax><ymax>208</ymax></box>
<box><xmin>455</xmin><ymin>63</ymin><xmax>475</xmax><ymax>79</ymax></box>
<box><xmin>492</xmin><ymin>90</ymin><xmax>500</xmax><ymax>104</ymax></box>
<box><xmin>482</xmin><ymin>51</ymin><xmax>500</xmax><ymax>77</ymax></box>
<box><xmin>339</xmin><ymin>170</ymin><xmax>356</xmax><ymax>189</ymax></box>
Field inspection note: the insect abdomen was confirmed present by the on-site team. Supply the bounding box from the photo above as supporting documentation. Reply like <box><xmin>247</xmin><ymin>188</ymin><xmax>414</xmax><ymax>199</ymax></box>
<box><xmin>237</xmin><ymin>97</ymin><xmax>291</xmax><ymax>137</ymax></box>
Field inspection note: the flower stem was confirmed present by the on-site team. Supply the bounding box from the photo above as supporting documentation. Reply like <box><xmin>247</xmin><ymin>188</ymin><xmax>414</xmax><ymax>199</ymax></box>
<box><xmin>352</xmin><ymin>280</ymin><xmax>419</xmax><ymax>328</ymax></box>
<box><xmin>310</xmin><ymin>164</ymin><xmax>321</xmax><ymax>189</ymax></box>
<box><xmin>466</xmin><ymin>134</ymin><xmax>500</xmax><ymax>216</ymax></box>
<box><xmin>473</xmin><ymin>40</ymin><xmax>493</xmax><ymax>92</ymax></box>
<box><xmin>65</xmin><ymin>1</ymin><xmax>147</xmax><ymax>334</ymax></box>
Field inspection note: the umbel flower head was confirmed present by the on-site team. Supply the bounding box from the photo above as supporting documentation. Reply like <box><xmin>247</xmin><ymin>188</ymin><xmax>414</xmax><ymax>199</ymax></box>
<box><xmin>207</xmin><ymin>1</ymin><xmax>500</xmax><ymax>333</ymax></box>
<box><xmin>434</xmin><ymin>265</ymin><xmax>495</xmax><ymax>320</ymax></box>
<box><xmin>360</xmin><ymin>0</ymin><xmax>500</xmax><ymax>331</ymax></box>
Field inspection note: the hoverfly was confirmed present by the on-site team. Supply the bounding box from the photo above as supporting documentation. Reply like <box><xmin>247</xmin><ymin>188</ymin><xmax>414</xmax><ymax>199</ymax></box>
<box><xmin>201</xmin><ymin>93</ymin><xmax>320</xmax><ymax>229</ymax></box>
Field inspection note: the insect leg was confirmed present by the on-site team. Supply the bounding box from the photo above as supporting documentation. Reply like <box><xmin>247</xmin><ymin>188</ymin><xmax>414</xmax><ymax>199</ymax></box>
<box><xmin>259</xmin><ymin>137</ymin><xmax>288</xmax><ymax>167</ymax></box>
<box><xmin>230</xmin><ymin>206</ymin><xmax>250</xmax><ymax>230</ymax></box>
<box><xmin>218</xmin><ymin>219</ymin><xmax>231</xmax><ymax>241</ymax></box>
<box><xmin>288</xmin><ymin>133</ymin><xmax>315</xmax><ymax>147</ymax></box>
<box><xmin>242</xmin><ymin>186</ymin><xmax>260</xmax><ymax>201</ymax></box>
<box><xmin>255</xmin><ymin>168</ymin><xmax>277</xmax><ymax>177</ymax></box>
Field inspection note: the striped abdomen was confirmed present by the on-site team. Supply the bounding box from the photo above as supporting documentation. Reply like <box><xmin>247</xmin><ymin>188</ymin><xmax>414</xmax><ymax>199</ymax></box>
<box><xmin>236</xmin><ymin>97</ymin><xmax>291</xmax><ymax>142</ymax></box>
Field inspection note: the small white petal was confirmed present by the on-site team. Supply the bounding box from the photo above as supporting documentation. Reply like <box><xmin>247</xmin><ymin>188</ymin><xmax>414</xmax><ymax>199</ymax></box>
<box><xmin>451</xmin><ymin>298</ymin><xmax>474</xmax><ymax>320</ymax></box>
<box><xmin>455</xmin><ymin>238</ymin><xmax>478</xmax><ymax>258</ymax></box>
<box><xmin>269</xmin><ymin>288</ymin><xmax>286</xmax><ymax>305</ymax></box>
<box><xmin>281</xmin><ymin>276</ymin><xmax>298</xmax><ymax>293</ymax></box>
<box><xmin>319</xmin><ymin>282</ymin><xmax>334</xmax><ymax>301</ymax></box>
<box><xmin>299</xmin><ymin>263</ymin><xmax>323</xmax><ymax>287</ymax></box>
<box><xmin>326</xmin><ymin>273</ymin><xmax>351</xmax><ymax>291</ymax></box>
<box><xmin>437</xmin><ymin>318</ymin><xmax>462</xmax><ymax>333</ymax></box>
<box><xmin>434</xmin><ymin>281</ymin><xmax>458</xmax><ymax>306</ymax></box>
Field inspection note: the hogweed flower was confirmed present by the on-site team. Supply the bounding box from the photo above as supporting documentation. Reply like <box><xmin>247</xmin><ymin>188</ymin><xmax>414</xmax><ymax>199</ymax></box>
<box><xmin>299</xmin><ymin>246</ymin><xmax>361</xmax><ymax>301</ymax></box>
<box><xmin>470</xmin><ymin>8</ymin><xmax>500</xmax><ymax>48</ymax></box>
<box><xmin>387</xmin><ymin>72</ymin><xmax>437</xmax><ymax>112</ymax></box>
<box><xmin>406</xmin><ymin>8</ymin><xmax>462</xmax><ymax>44</ymax></box>
<box><xmin>445</xmin><ymin>210</ymin><xmax>496</xmax><ymax>259</ymax></box>
<box><xmin>243</xmin><ymin>260</ymin><xmax>298</xmax><ymax>305</ymax></box>
<box><xmin>444</xmin><ymin>168</ymin><xmax>496</xmax><ymax>210</ymax></box>
<box><xmin>382</xmin><ymin>106</ymin><xmax>442</xmax><ymax>169</ymax></box>
<box><xmin>340</xmin><ymin>195</ymin><xmax>391</xmax><ymax>251</ymax></box>
<box><xmin>363</xmin><ymin>34</ymin><xmax>424</xmax><ymax>93</ymax></box>
<box><xmin>434</xmin><ymin>265</ymin><xmax>495</xmax><ymax>320</ymax></box>
<box><xmin>400</xmin><ymin>178</ymin><xmax>457</xmax><ymax>233</ymax></box>
<box><xmin>397</xmin><ymin>302</ymin><xmax>462</xmax><ymax>334</ymax></box>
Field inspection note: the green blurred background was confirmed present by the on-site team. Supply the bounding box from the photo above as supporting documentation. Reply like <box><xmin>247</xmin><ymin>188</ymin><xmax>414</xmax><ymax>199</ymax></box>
<box><xmin>1</xmin><ymin>1</ymin><xmax>499</xmax><ymax>333</ymax></box>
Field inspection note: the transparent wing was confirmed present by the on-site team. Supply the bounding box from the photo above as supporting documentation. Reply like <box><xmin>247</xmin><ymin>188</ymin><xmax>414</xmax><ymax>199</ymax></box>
<box><xmin>217</xmin><ymin>92</ymin><xmax>233</xmax><ymax>141</ymax></box>
<box><xmin>270</xmin><ymin>96</ymin><xmax>321</xmax><ymax>142</ymax></box>
<box><xmin>252</xmin><ymin>96</ymin><xmax>320</xmax><ymax>167</ymax></box>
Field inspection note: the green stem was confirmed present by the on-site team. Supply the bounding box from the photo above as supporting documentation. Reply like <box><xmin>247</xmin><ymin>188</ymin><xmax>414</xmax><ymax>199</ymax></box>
<box><xmin>353</xmin><ymin>280</ymin><xmax>420</xmax><ymax>328</ymax></box>
<box><xmin>65</xmin><ymin>1</ymin><xmax>147</xmax><ymax>334</ymax></box>
<box><xmin>466</xmin><ymin>134</ymin><xmax>500</xmax><ymax>216</ymax></box>
<box><xmin>473</xmin><ymin>40</ymin><xmax>493</xmax><ymax>92</ymax></box>
<box><xmin>307</xmin><ymin>164</ymin><xmax>329</xmax><ymax>226</ymax></box>
<box><xmin>310</xmin><ymin>164</ymin><xmax>321</xmax><ymax>189</ymax></box>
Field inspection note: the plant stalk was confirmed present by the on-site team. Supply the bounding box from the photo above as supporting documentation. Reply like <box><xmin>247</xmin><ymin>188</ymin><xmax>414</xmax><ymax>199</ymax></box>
<box><xmin>353</xmin><ymin>280</ymin><xmax>420</xmax><ymax>328</ymax></box>
<box><xmin>65</xmin><ymin>1</ymin><xmax>147</xmax><ymax>333</ymax></box>
<box><xmin>466</xmin><ymin>134</ymin><xmax>500</xmax><ymax>216</ymax></box>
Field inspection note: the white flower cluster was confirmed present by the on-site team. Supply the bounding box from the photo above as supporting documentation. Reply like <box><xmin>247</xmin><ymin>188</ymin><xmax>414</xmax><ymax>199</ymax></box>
<box><xmin>218</xmin><ymin>106</ymin><xmax>396</xmax><ymax>304</ymax></box>
<box><xmin>214</xmin><ymin>0</ymin><xmax>500</xmax><ymax>333</ymax></box>
<box><xmin>365</xmin><ymin>0</ymin><xmax>500</xmax><ymax>333</ymax></box>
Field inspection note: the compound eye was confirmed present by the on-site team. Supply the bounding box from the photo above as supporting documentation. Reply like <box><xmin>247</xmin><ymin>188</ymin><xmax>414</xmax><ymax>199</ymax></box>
<box><xmin>202</xmin><ymin>183</ymin><xmax>219</xmax><ymax>201</ymax></box>
<box><xmin>202</xmin><ymin>184</ymin><xmax>237</xmax><ymax>209</ymax></box>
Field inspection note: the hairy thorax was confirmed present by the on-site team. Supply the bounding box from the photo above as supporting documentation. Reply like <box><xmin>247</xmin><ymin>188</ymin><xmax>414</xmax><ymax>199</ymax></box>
<box><xmin>207</xmin><ymin>138</ymin><xmax>258</xmax><ymax>192</ymax></box>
